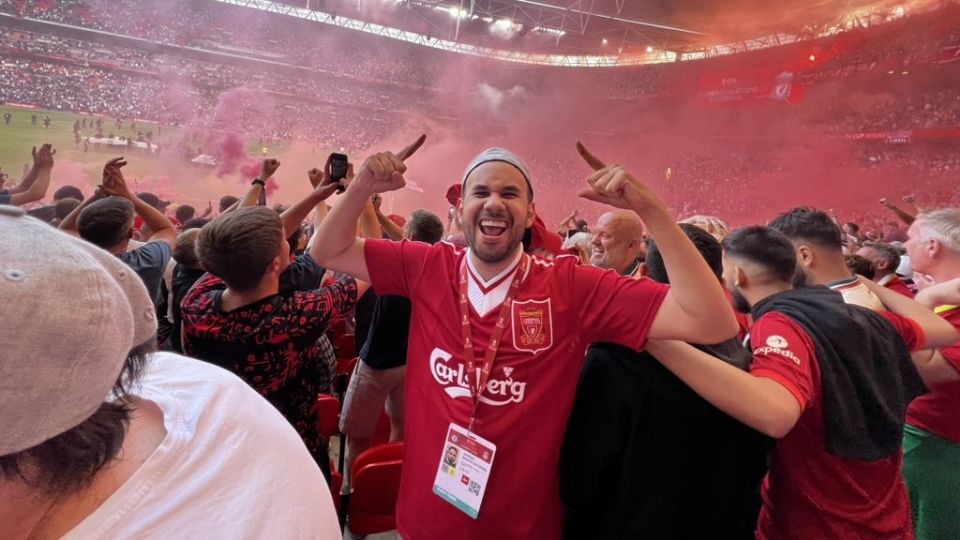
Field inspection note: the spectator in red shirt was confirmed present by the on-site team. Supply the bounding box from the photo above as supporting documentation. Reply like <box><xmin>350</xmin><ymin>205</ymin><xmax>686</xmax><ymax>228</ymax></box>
<box><xmin>646</xmin><ymin>225</ymin><xmax>958</xmax><ymax>540</ymax></box>
<box><xmin>311</xmin><ymin>138</ymin><xmax>738</xmax><ymax>539</ymax></box>
<box><xmin>900</xmin><ymin>208</ymin><xmax>960</xmax><ymax>539</ymax></box>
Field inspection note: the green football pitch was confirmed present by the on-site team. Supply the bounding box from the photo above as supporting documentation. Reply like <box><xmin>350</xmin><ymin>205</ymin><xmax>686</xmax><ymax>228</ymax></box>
<box><xmin>0</xmin><ymin>105</ymin><xmax>305</xmax><ymax>205</ymax></box>
<box><xmin>0</xmin><ymin>105</ymin><xmax>173</xmax><ymax>178</ymax></box>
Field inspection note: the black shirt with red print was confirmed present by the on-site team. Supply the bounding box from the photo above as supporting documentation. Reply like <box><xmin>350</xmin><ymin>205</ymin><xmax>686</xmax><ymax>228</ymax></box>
<box><xmin>181</xmin><ymin>273</ymin><xmax>358</xmax><ymax>471</ymax></box>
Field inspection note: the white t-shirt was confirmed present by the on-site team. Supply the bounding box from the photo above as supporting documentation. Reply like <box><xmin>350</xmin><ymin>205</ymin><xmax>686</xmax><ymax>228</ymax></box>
<box><xmin>829</xmin><ymin>277</ymin><xmax>886</xmax><ymax>311</ymax></box>
<box><xmin>63</xmin><ymin>352</ymin><xmax>341</xmax><ymax>540</ymax></box>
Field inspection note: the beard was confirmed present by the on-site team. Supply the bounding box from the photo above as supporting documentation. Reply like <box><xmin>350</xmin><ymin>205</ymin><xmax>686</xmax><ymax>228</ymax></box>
<box><xmin>792</xmin><ymin>267</ymin><xmax>809</xmax><ymax>288</ymax></box>
<box><xmin>465</xmin><ymin>216</ymin><xmax>525</xmax><ymax>264</ymax></box>
<box><xmin>730</xmin><ymin>286</ymin><xmax>752</xmax><ymax>314</ymax></box>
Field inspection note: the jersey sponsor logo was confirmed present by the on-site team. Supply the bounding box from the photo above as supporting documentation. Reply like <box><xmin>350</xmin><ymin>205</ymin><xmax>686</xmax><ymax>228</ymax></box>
<box><xmin>766</xmin><ymin>335</ymin><xmax>789</xmax><ymax>348</ymax></box>
<box><xmin>430</xmin><ymin>348</ymin><xmax>527</xmax><ymax>406</ymax></box>
<box><xmin>511</xmin><ymin>299</ymin><xmax>553</xmax><ymax>354</ymax></box>
<box><xmin>754</xmin><ymin>335</ymin><xmax>801</xmax><ymax>365</ymax></box>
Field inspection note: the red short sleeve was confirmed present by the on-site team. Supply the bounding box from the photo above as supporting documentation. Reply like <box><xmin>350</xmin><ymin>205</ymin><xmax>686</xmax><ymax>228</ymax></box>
<box><xmin>748</xmin><ymin>313</ymin><xmax>817</xmax><ymax>411</ymax></box>
<box><xmin>572</xmin><ymin>264</ymin><xmax>669</xmax><ymax>351</ymax></box>
<box><xmin>880</xmin><ymin>312</ymin><xmax>926</xmax><ymax>353</ymax></box>
<box><xmin>938</xmin><ymin>309</ymin><xmax>960</xmax><ymax>371</ymax></box>
<box><xmin>363</xmin><ymin>238</ymin><xmax>432</xmax><ymax>297</ymax></box>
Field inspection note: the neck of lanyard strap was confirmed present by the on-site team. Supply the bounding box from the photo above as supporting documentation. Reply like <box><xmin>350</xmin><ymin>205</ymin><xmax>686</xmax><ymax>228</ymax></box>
<box><xmin>459</xmin><ymin>253</ymin><xmax>528</xmax><ymax>426</ymax></box>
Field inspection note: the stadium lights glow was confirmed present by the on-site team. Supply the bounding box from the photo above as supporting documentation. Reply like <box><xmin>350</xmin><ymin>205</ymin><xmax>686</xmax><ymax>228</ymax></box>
<box><xmin>216</xmin><ymin>0</ymin><xmax>677</xmax><ymax>66</ymax></box>
<box><xmin>534</xmin><ymin>26</ymin><xmax>566</xmax><ymax>37</ymax></box>
<box><xmin>602</xmin><ymin>38</ymin><xmax>609</xmax><ymax>45</ymax></box>
<box><xmin>646</xmin><ymin>46</ymin><xmax>654</xmax><ymax>53</ymax></box>
<box><xmin>494</xmin><ymin>19</ymin><xmax>514</xmax><ymax>28</ymax></box>
<box><xmin>446</xmin><ymin>6</ymin><xmax>470</xmax><ymax>19</ymax></box>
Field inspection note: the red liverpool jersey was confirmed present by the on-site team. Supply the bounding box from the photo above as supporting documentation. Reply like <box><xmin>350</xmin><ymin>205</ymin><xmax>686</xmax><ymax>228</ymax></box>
<box><xmin>906</xmin><ymin>306</ymin><xmax>960</xmax><ymax>443</ymax></box>
<box><xmin>364</xmin><ymin>239</ymin><xmax>668</xmax><ymax>540</ymax></box>
<box><xmin>749</xmin><ymin>311</ymin><xmax>923</xmax><ymax>540</ymax></box>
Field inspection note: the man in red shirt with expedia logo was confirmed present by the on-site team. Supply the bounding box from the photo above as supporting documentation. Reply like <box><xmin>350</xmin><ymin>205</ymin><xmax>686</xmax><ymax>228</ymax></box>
<box><xmin>646</xmin><ymin>225</ymin><xmax>958</xmax><ymax>539</ymax></box>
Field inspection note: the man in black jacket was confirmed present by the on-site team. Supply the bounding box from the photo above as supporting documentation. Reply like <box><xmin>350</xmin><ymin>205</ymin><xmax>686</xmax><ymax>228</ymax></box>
<box><xmin>560</xmin><ymin>224</ymin><xmax>772</xmax><ymax>540</ymax></box>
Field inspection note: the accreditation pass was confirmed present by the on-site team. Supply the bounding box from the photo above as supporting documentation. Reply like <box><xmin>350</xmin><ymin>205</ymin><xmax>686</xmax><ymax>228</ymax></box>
<box><xmin>432</xmin><ymin>423</ymin><xmax>497</xmax><ymax>518</ymax></box>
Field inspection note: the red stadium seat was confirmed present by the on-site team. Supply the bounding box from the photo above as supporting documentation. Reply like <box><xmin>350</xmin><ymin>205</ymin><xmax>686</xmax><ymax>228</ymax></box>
<box><xmin>352</xmin><ymin>441</ymin><xmax>404</xmax><ymax>474</ymax></box>
<box><xmin>329</xmin><ymin>459</ymin><xmax>343</xmax><ymax>517</ymax></box>
<box><xmin>316</xmin><ymin>393</ymin><xmax>340</xmax><ymax>439</ymax></box>
<box><xmin>334</xmin><ymin>333</ymin><xmax>356</xmax><ymax>360</ymax></box>
<box><xmin>348</xmin><ymin>442</ymin><xmax>405</xmax><ymax>535</ymax></box>
<box><xmin>330</xmin><ymin>317</ymin><xmax>348</xmax><ymax>340</ymax></box>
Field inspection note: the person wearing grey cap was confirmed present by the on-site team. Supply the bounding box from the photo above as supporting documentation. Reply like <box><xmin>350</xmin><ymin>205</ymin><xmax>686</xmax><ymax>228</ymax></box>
<box><xmin>311</xmin><ymin>136</ymin><xmax>738</xmax><ymax>539</ymax></box>
<box><xmin>0</xmin><ymin>207</ymin><xmax>340</xmax><ymax>539</ymax></box>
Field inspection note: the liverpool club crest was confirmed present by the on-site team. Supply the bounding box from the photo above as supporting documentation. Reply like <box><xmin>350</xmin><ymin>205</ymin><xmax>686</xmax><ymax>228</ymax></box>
<box><xmin>511</xmin><ymin>299</ymin><xmax>553</xmax><ymax>354</ymax></box>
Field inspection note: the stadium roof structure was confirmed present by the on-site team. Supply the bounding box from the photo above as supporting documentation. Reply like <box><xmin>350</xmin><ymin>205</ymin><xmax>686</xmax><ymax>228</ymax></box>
<box><xmin>220</xmin><ymin>0</ymin><xmax>950</xmax><ymax>66</ymax></box>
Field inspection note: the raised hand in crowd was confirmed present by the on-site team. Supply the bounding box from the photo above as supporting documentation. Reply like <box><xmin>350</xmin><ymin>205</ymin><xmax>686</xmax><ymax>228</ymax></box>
<box><xmin>575</xmin><ymin>141</ymin><xmax>667</xmax><ymax>216</ymax></box>
<box><xmin>60</xmin><ymin>157</ymin><xmax>176</xmax><ymax>250</ymax></box>
<box><xmin>310</xmin><ymin>134</ymin><xmax>426</xmax><ymax>282</ymax></box>
<box><xmin>2</xmin><ymin>143</ymin><xmax>55</xmax><ymax>206</ymax></box>
<box><xmin>238</xmin><ymin>158</ymin><xmax>280</xmax><ymax>209</ymax></box>
<box><xmin>309</xmin><ymin>154</ymin><xmax>353</xmax><ymax>190</ymax></box>
<box><xmin>101</xmin><ymin>157</ymin><xmax>133</xmax><ymax>198</ymax></box>
<box><xmin>261</xmin><ymin>158</ymin><xmax>281</xmax><ymax>181</ymax></box>
<box><xmin>575</xmin><ymin>141</ymin><xmax>737</xmax><ymax>343</ymax></box>
<box><xmin>371</xmin><ymin>192</ymin><xmax>404</xmax><ymax>241</ymax></box>
<box><xmin>350</xmin><ymin>134</ymin><xmax>426</xmax><ymax>196</ymax></box>
<box><xmin>277</xmin><ymin>165</ymin><xmax>342</xmax><ymax>241</ymax></box>
<box><xmin>880</xmin><ymin>197</ymin><xmax>916</xmax><ymax>225</ymax></box>
<box><xmin>104</xmin><ymin>157</ymin><xmax>177</xmax><ymax>249</ymax></box>
<box><xmin>902</xmin><ymin>194</ymin><xmax>930</xmax><ymax>214</ymax></box>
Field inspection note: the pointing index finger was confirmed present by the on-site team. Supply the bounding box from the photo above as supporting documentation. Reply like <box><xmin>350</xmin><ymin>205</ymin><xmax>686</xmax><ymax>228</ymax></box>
<box><xmin>397</xmin><ymin>134</ymin><xmax>426</xmax><ymax>162</ymax></box>
<box><xmin>576</xmin><ymin>141</ymin><xmax>606</xmax><ymax>171</ymax></box>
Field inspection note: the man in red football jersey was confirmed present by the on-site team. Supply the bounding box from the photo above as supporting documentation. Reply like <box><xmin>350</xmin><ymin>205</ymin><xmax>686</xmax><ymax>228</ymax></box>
<box><xmin>899</xmin><ymin>208</ymin><xmax>960</xmax><ymax>539</ymax></box>
<box><xmin>646</xmin><ymin>225</ymin><xmax>958</xmax><ymax>540</ymax></box>
<box><xmin>311</xmin><ymin>137</ymin><xmax>738</xmax><ymax>539</ymax></box>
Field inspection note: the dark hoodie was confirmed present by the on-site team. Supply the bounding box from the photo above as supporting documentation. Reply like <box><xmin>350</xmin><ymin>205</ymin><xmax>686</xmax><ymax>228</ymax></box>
<box><xmin>751</xmin><ymin>286</ymin><xmax>926</xmax><ymax>461</ymax></box>
<box><xmin>560</xmin><ymin>339</ymin><xmax>772</xmax><ymax>540</ymax></box>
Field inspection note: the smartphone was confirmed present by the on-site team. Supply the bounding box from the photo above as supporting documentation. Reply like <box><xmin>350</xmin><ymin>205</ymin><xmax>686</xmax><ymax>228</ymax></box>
<box><xmin>330</xmin><ymin>152</ymin><xmax>348</xmax><ymax>193</ymax></box>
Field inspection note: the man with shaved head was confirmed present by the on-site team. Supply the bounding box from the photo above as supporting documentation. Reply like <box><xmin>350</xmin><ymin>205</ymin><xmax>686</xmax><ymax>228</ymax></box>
<box><xmin>311</xmin><ymin>137</ymin><xmax>738</xmax><ymax>539</ymax></box>
<box><xmin>590</xmin><ymin>209</ymin><xmax>645</xmax><ymax>277</ymax></box>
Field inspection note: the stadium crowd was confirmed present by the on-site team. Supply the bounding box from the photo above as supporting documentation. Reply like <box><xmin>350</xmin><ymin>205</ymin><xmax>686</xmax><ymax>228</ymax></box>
<box><xmin>4</xmin><ymin>2</ymin><xmax>960</xmax><ymax>540</ymax></box>
<box><xmin>4</xmin><ymin>128</ymin><xmax>960</xmax><ymax>540</ymax></box>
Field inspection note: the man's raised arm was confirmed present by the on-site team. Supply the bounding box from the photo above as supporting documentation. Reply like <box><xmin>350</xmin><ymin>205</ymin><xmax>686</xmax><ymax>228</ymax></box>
<box><xmin>101</xmin><ymin>158</ymin><xmax>176</xmax><ymax>250</ymax></box>
<box><xmin>310</xmin><ymin>135</ymin><xmax>425</xmax><ymax>282</ymax></box>
<box><xmin>237</xmin><ymin>159</ymin><xmax>280</xmax><ymax>210</ymax></box>
<box><xmin>576</xmin><ymin>142</ymin><xmax>737</xmax><ymax>344</ymax></box>
<box><xmin>7</xmin><ymin>144</ymin><xmax>54</xmax><ymax>206</ymax></box>
<box><xmin>880</xmin><ymin>197</ymin><xmax>916</xmax><ymax>225</ymax></box>
<box><xmin>279</xmin><ymin>167</ymin><xmax>339</xmax><ymax>239</ymax></box>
